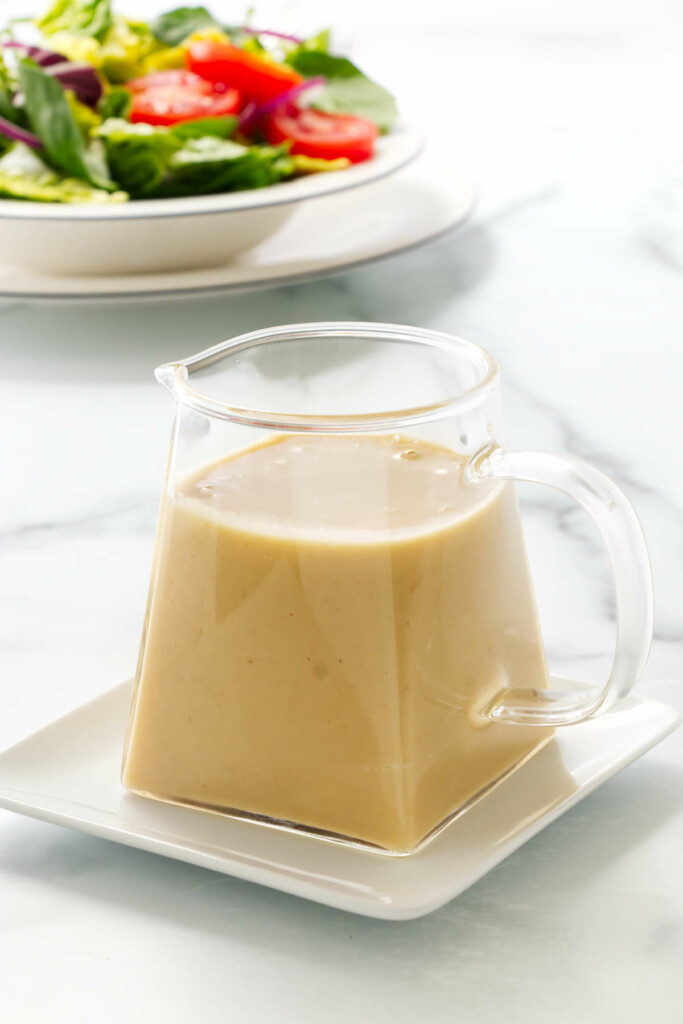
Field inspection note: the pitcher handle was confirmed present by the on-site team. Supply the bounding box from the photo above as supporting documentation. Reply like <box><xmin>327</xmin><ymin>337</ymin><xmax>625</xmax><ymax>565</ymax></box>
<box><xmin>466</xmin><ymin>445</ymin><xmax>654</xmax><ymax>726</ymax></box>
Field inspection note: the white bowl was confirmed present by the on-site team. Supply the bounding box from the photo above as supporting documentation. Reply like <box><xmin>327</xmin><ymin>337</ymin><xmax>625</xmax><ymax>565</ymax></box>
<box><xmin>0</xmin><ymin>125</ymin><xmax>422</xmax><ymax>277</ymax></box>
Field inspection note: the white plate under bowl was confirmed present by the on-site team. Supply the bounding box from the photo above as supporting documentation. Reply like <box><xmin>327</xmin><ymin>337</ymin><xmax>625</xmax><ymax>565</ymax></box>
<box><xmin>0</xmin><ymin>679</ymin><xmax>677</xmax><ymax>920</ymax></box>
<box><xmin>0</xmin><ymin>150</ymin><xmax>472</xmax><ymax>301</ymax></box>
<box><xmin>0</xmin><ymin>125</ymin><xmax>422</xmax><ymax>277</ymax></box>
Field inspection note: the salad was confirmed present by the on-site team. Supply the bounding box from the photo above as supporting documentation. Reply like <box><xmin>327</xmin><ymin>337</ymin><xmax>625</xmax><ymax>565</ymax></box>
<box><xmin>0</xmin><ymin>1</ymin><xmax>398</xmax><ymax>203</ymax></box>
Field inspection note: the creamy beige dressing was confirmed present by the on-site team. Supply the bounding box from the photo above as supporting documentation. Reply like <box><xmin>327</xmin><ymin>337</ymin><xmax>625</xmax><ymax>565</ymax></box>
<box><xmin>123</xmin><ymin>434</ymin><xmax>552</xmax><ymax>852</ymax></box>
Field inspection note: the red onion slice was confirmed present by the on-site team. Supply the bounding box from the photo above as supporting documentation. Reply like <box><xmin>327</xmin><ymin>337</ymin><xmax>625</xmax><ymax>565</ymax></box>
<box><xmin>239</xmin><ymin>75</ymin><xmax>326</xmax><ymax>132</ymax></box>
<box><xmin>240</xmin><ymin>28</ymin><xmax>303</xmax><ymax>44</ymax></box>
<box><xmin>2</xmin><ymin>40</ymin><xmax>65</xmax><ymax>67</ymax></box>
<box><xmin>0</xmin><ymin>114</ymin><xmax>43</xmax><ymax>149</ymax></box>
<box><xmin>2</xmin><ymin>42</ymin><xmax>103</xmax><ymax>107</ymax></box>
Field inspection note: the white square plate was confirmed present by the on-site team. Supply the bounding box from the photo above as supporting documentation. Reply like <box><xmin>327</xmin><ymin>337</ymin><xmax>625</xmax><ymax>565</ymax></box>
<box><xmin>0</xmin><ymin>680</ymin><xmax>678</xmax><ymax>920</ymax></box>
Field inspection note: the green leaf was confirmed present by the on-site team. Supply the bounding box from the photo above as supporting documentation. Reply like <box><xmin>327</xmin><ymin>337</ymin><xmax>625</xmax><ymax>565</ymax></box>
<box><xmin>66</xmin><ymin>90</ymin><xmax>102</xmax><ymax>134</ymax></box>
<box><xmin>94</xmin><ymin>117</ymin><xmax>183</xmax><ymax>149</ymax></box>
<box><xmin>288</xmin><ymin>50</ymin><xmax>397</xmax><ymax>131</ymax></box>
<box><xmin>98</xmin><ymin>86</ymin><xmax>132</xmax><ymax>121</ymax></box>
<box><xmin>288</xmin><ymin>29</ymin><xmax>331</xmax><ymax>56</ymax></box>
<box><xmin>92</xmin><ymin>119</ymin><xmax>288</xmax><ymax>198</ymax></box>
<box><xmin>0</xmin><ymin>56</ymin><xmax>20</xmax><ymax>126</ymax></box>
<box><xmin>290</xmin><ymin>153</ymin><xmax>350</xmax><ymax>175</ymax></box>
<box><xmin>151</xmin><ymin>6</ymin><xmax>219</xmax><ymax>46</ymax></box>
<box><xmin>171</xmin><ymin>116</ymin><xmax>237</xmax><ymax>140</ymax></box>
<box><xmin>234</xmin><ymin>34</ymin><xmax>267</xmax><ymax>56</ymax></box>
<box><xmin>94</xmin><ymin>117</ymin><xmax>182</xmax><ymax>196</ymax></box>
<box><xmin>18</xmin><ymin>59</ymin><xmax>115</xmax><ymax>190</ymax></box>
<box><xmin>0</xmin><ymin>56</ymin><xmax>31</xmax><ymax>155</ymax></box>
<box><xmin>0</xmin><ymin>141</ymin><xmax>127</xmax><ymax>202</ymax></box>
<box><xmin>36</xmin><ymin>0</ymin><xmax>113</xmax><ymax>41</ymax></box>
<box><xmin>98</xmin><ymin>19</ymin><xmax>158</xmax><ymax>83</ymax></box>
<box><xmin>37</xmin><ymin>14</ymin><xmax>159</xmax><ymax>82</ymax></box>
<box><xmin>168</xmin><ymin>136</ymin><xmax>248</xmax><ymax>166</ymax></box>
<box><xmin>150</xmin><ymin>137</ymin><xmax>290</xmax><ymax>198</ymax></box>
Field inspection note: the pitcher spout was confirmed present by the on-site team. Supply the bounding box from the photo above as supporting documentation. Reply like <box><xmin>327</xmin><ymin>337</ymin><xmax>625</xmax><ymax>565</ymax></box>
<box><xmin>155</xmin><ymin>363</ymin><xmax>179</xmax><ymax>394</ymax></box>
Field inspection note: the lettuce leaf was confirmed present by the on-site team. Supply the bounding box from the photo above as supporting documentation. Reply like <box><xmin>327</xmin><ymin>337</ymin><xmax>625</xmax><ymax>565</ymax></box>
<box><xmin>139</xmin><ymin>45</ymin><xmax>186</xmax><ymax>74</ymax></box>
<box><xmin>42</xmin><ymin>16</ymin><xmax>159</xmax><ymax>82</ymax></box>
<box><xmin>170</xmin><ymin>116</ymin><xmax>237</xmax><ymax>139</ymax></box>
<box><xmin>36</xmin><ymin>0</ymin><xmax>113</xmax><ymax>41</ymax></box>
<box><xmin>290</xmin><ymin>153</ymin><xmax>350</xmax><ymax>174</ymax></box>
<box><xmin>94</xmin><ymin>19</ymin><xmax>159</xmax><ymax>82</ymax></box>
<box><xmin>94</xmin><ymin>117</ymin><xmax>182</xmax><ymax>195</ymax></box>
<box><xmin>66</xmin><ymin>89</ymin><xmax>102</xmax><ymax>133</ymax></box>
<box><xmin>152</xmin><ymin>137</ymin><xmax>290</xmax><ymax>197</ymax></box>
<box><xmin>98</xmin><ymin>85</ymin><xmax>131</xmax><ymax>120</ymax></box>
<box><xmin>287</xmin><ymin>29</ymin><xmax>331</xmax><ymax>56</ymax></box>
<box><xmin>93</xmin><ymin>118</ymin><xmax>287</xmax><ymax>198</ymax></box>
<box><xmin>0</xmin><ymin>141</ymin><xmax>126</xmax><ymax>202</ymax></box>
<box><xmin>288</xmin><ymin>51</ymin><xmax>397</xmax><ymax>131</ymax></box>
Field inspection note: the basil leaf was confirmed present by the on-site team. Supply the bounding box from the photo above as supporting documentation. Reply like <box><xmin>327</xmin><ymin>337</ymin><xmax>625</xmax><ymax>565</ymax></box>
<box><xmin>36</xmin><ymin>0</ymin><xmax>113</xmax><ymax>41</ymax></box>
<box><xmin>151</xmin><ymin>6</ymin><xmax>219</xmax><ymax>46</ymax></box>
<box><xmin>288</xmin><ymin>51</ymin><xmax>397</xmax><ymax>131</ymax></box>
<box><xmin>18</xmin><ymin>60</ymin><xmax>115</xmax><ymax>190</ymax></box>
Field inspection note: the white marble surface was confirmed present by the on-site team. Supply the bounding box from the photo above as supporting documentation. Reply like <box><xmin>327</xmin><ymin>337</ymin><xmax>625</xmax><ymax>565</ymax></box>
<box><xmin>2</xmin><ymin>0</ymin><xmax>683</xmax><ymax>1020</ymax></box>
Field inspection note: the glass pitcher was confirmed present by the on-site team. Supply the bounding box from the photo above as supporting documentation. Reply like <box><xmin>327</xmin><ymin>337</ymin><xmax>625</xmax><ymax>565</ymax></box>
<box><xmin>122</xmin><ymin>322</ymin><xmax>653</xmax><ymax>855</ymax></box>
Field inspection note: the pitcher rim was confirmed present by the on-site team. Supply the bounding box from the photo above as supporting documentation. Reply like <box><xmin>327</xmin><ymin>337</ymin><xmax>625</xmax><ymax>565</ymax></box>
<box><xmin>155</xmin><ymin>321</ymin><xmax>499</xmax><ymax>431</ymax></box>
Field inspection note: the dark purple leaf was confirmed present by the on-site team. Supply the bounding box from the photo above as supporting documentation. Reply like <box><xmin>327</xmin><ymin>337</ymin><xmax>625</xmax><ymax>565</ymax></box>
<box><xmin>45</xmin><ymin>61</ymin><xmax>103</xmax><ymax>108</ymax></box>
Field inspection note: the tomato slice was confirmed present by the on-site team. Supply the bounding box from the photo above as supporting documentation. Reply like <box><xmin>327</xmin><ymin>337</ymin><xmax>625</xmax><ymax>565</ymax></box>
<box><xmin>127</xmin><ymin>70</ymin><xmax>210</xmax><ymax>94</ymax></box>
<box><xmin>265</xmin><ymin>106</ymin><xmax>378</xmax><ymax>164</ymax></box>
<box><xmin>187</xmin><ymin>40</ymin><xmax>302</xmax><ymax>104</ymax></box>
<box><xmin>127</xmin><ymin>69</ymin><xmax>242</xmax><ymax>126</ymax></box>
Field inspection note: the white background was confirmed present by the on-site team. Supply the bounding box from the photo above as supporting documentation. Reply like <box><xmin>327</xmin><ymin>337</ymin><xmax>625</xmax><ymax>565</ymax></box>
<box><xmin>2</xmin><ymin>0</ymin><xmax>683</xmax><ymax>1020</ymax></box>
